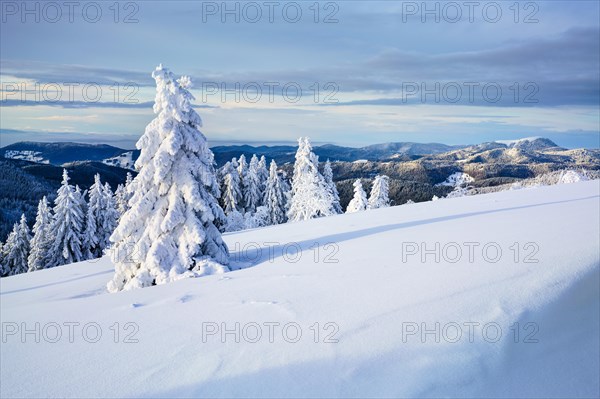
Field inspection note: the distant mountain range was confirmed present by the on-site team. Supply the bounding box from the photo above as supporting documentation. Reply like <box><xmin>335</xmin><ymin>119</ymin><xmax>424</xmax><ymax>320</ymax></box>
<box><xmin>1</xmin><ymin>140</ymin><xmax>490</xmax><ymax>169</ymax></box>
<box><xmin>1</xmin><ymin>137</ymin><xmax>598</xmax><ymax>241</ymax></box>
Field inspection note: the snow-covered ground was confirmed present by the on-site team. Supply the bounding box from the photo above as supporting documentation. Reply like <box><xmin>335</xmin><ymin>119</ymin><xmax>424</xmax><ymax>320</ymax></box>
<box><xmin>3</xmin><ymin>150</ymin><xmax>49</xmax><ymax>164</ymax></box>
<box><xmin>102</xmin><ymin>151</ymin><xmax>136</xmax><ymax>171</ymax></box>
<box><xmin>1</xmin><ymin>181</ymin><xmax>599</xmax><ymax>398</ymax></box>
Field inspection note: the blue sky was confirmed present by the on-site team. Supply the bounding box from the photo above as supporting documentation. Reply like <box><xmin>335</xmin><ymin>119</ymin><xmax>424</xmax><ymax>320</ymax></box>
<box><xmin>1</xmin><ymin>0</ymin><xmax>599</xmax><ymax>148</ymax></box>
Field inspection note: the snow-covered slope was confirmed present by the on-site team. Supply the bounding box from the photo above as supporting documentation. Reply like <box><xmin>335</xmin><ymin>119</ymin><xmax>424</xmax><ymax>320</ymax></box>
<box><xmin>3</xmin><ymin>150</ymin><xmax>49</xmax><ymax>164</ymax></box>
<box><xmin>102</xmin><ymin>151</ymin><xmax>136</xmax><ymax>171</ymax></box>
<box><xmin>1</xmin><ymin>181</ymin><xmax>599</xmax><ymax>398</ymax></box>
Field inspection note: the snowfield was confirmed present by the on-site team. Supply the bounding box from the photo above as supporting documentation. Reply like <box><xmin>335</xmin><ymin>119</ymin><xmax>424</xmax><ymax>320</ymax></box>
<box><xmin>1</xmin><ymin>181</ymin><xmax>599</xmax><ymax>398</ymax></box>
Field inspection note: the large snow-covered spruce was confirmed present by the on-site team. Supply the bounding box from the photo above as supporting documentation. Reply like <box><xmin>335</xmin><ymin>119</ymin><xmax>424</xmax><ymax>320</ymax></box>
<box><xmin>287</xmin><ymin>137</ymin><xmax>335</xmax><ymax>222</ymax></box>
<box><xmin>108</xmin><ymin>65</ymin><xmax>229</xmax><ymax>293</ymax></box>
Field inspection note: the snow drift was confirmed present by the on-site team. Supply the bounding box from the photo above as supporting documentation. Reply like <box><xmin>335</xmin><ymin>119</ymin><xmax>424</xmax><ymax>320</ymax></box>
<box><xmin>1</xmin><ymin>181</ymin><xmax>599</xmax><ymax>398</ymax></box>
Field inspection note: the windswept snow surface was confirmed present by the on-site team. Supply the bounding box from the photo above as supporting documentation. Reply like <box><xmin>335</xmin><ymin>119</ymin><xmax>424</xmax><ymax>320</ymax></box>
<box><xmin>1</xmin><ymin>181</ymin><xmax>599</xmax><ymax>398</ymax></box>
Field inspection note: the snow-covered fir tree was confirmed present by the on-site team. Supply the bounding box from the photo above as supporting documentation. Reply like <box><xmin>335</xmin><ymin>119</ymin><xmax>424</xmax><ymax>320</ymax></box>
<box><xmin>257</xmin><ymin>155</ymin><xmax>269</xmax><ymax>191</ymax></box>
<box><xmin>102</xmin><ymin>182</ymin><xmax>119</xmax><ymax>250</ymax></box>
<box><xmin>244</xmin><ymin>206</ymin><xmax>270</xmax><ymax>229</ymax></box>
<box><xmin>83</xmin><ymin>174</ymin><xmax>104</xmax><ymax>258</ymax></box>
<box><xmin>368</xmin><ymin>175</ymin><xmax>390</xmax><ymax>209</ymax></box>
<box><xmin>2</xmin><ymin>224</ymin><xmax>18</xmax><ymax>276</ymax></box>
<box><xmin>263</xmin><ymin>160</ymin><xmax>287</xmax><ymax>225</ymax></box>
<box><xmin>46</xmin><ymin>170</ymin><xmax>86</xmax><ymax>268</ymax></box>
<box><xmin>115</xmin><ymin>172</ymin><xmax>134</xmax><ymax>216</ymax></box>
<box><xmin>0</xmin><ymin>241</ymin><xmax>4</xmax><ymax>275</ymax></box>
<box><xmin>346</xmin><ymin>179</ymin><xmax>368</xmax><ymax>213</ymax></box>
<box><xmin>287</xmin><ymin>137</ymin><xmax>335</xmax><ymax>222</ymax></box>
<box><xmin>75</xmin><ymin>185</ymin><xmax>87</xmax><ymax>226</ymax></box>
<box><xmin>323</xmin><ymin>160</ymin><xmax>342</xmax><ymax>214</ymax></box>
<box><xmin>280</xmin><ymin>170</ymin><xmax>292</xmax><ymax>213</ymax></box>
<box><xmin>243</xmin><ymin>155</ymin><xmax>262</xmax><ymax>213</ymax></box>
<box><xmin>125</xmin><ymin>171</ymin><xmax>134</xmax><ymax>188</ymax></box>
<box><xmin>115</xmin><ymin>184</ymin><xmax>127</xmax><ymax>215</ymax></box>
<box><xmin>224</xmin><ymin>210</ymin><xmax>245</xmax><ymax>232</ymax></box>
<box><xmin>108</xmin><ymin>65</ymin><xmax>229</xmax><ymax>292</ymax></box>
<box><xmin>222</xmin><ymin>164</ymin><xmax>243</xmax><ymax>215</ymax></box>
<box><xmin>84</xmin><ymin>179</ymin><xmax>119</xmax><ymax>259</ymax></box>
<box><xmin>2</xmin><ymin>214</ymin><xmax>31</xmax><ymax>276</ymax></box>
<box><xmin>27</xmin><ymin>196</ymin><xmax>52</xmax><ymax>272</ymax></box>
<box><xmin>236</xmin><ymin>154</ymin><xmax>248</xmax><ymax>211</ymax></box>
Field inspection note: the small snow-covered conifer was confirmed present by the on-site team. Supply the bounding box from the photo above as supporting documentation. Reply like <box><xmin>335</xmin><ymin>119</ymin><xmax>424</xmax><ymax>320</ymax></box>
<box><xmin>323</xmin><ymin>160</ymin><xmax>342</xmax><ymax>214</ymax></box>
<box><xmin>3</xmin><ymin>215</ymin><xmax>31</xmax><ymax>276</ymax></box>
<box><xmin>224</xmin><ymin>210</ymin><xmax>245</xmax><ymax>232</ymax></box>
<box><xmin>83</xmin><ymin>174</ymin><xmax>104</xmax><ymax>258</ymax></box>
<box><xmin>220</xmin><ymin>161</ymin><xmax>242</xmax><ymax>215</ymax></box>
<box><xmin>367</xmin><ymin>175</ymin><xmax>390</xmax><ymax>209</ymax></box>
<box><xmin>0</xmin><ymin>241</ymin><xmax>4</xmax><ymax>275</ymax></box>
<box><xmin>287</xmin><ymin>137</ymin><xmax>335</xmax><ymax>222</ymax></box>
<box><xmin>244</xmin><ymin>206</ymin><xmax>270</xmax><ymax>229</ymax></box>
<box><xmin>115</xmin><ymin>173</ymin><xmax>133</xmax><ymax>216</ymax></box>
<box><xmin>101</xmin><ymin>182</ymin><xmax>119</xmax><ymax>250</ymax></box>
<box><xmin>236</xmin><ymin>154</ymin><xmax>248</xmax><ymax>211</ymax></box>
<box><xmin>28</xmin><ymin>197</ymin><xmax>52</xmax><ymax>272</ymax></box>
<box><xmin>263</xmin><ymin>160</ymin><xmax>287</xmax><ymax>225</ymax></box>
<box><xmin>243</xmin><ymin>155</ymin><xmax>262</xmax><ymax>213</ymax></box>
<box><xmin>346</xmin><ymin>179</ymin><xmax>368</xmax><ymax>213</ymax></box>
<box><xmin>47</xmin><ymin>170</ymin><xmax>86</xmax><ymax>267</ymax></box>
<box><xmin>257</xmin><ymin>155</ymin><xmax>269</xmax><ymax>191</ymax></box>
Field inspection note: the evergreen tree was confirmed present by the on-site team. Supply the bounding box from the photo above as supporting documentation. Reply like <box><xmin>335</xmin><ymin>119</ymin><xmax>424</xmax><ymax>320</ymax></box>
<box><xmin>108</xmin><ymin>65</ymin><xmax>229</xmax><ymax>292</ymax></box>
<box><xmin>115</xmin><ymin>173</ymin><xmax>133</xmax><ymax>217</ymax></box>
<box><xmin>244</xmin><ymin>206</ymin><xmax>270</xmax><ymax>229</ymax></box>
<box><xmin>102</xmin><ymin>182</ymin><xmax>119</xmax><ymax>251</ymax></box>
<box><xmin>243</xmin><ymin>155</ymin><xmax>262</xmax><ymax>213</ymax></box>
<box><xmin>224</xmin><ymin>210</ymin><xmax>245</xmax><ymax>232</ymax></box>
<box><xmin>47</xmin><ymin>170</ymin><xmax>86</xmax><ymax>268</ymax></box>
<box><xmin>287</xmin><ymin>137</ymin><xmax>335</xmax><ymax>222</ymax></box>
<box><xmin>0</xmin><ymin>241</ymin><xmax>4</xmax><ymax>275</ymax></box>
<box><xmin>280</xmin><ymin>170</ymin><xmax>292</xmax><ymax>213</ymax></box>
<box><xmin>236</xmin><ymin>154</ymin><xmax>248</xmax><ymax>211</ymax></box>
<box><xmin>125</xmin><ymin>171</ymin><xmax>134</xmax><ymax>188</ymax></box>
<box><xmin>28</xmin><ymin>196</ymin><xmax>52</xmax><ymax>272</ymax></box>
<box><xmin>346</xmin><ymin>179</ymin><xmax>368</xmax><ymax>213</ymax></box>
<box><xmin>263</xmin><ymin>160</ymin><xmax>287</xmax><ymax>225</ymax></box>
<box><xmin>115</xmin><ymin>184</ymin><xmax>128</xmax><ymax>216</ymax></box>
<box><xmin>368</xmin><ymin>175</ymin><xmax>390</xmax><ymax>209</ymax></box>
<box><xmin>257</xmin><ymin>155</ymin><xmax>269</xmax><ymax>192</ymax></box>
<box><xmin>83</xmin><ymin>174</ymin><xmax>104</xmax><ymax>258</ymax></box>
<box><xmin>221</xmin><ymin>161</ymin><xmax>242</xmax><ymax>215</ymax></box>
<box><xmin>323</xmin><ymin>160</ymin><xmax>342</xmax><ymax>214</ymax></box>
<box><xmin>0</xmin><ymin>231</ymin><xmax>17</xmax><ymax>277</ymax></box>
<box><xmin>3</xmin><ymin>215</ymin><xmax>31</xmax><ymax>276</ymax></box>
